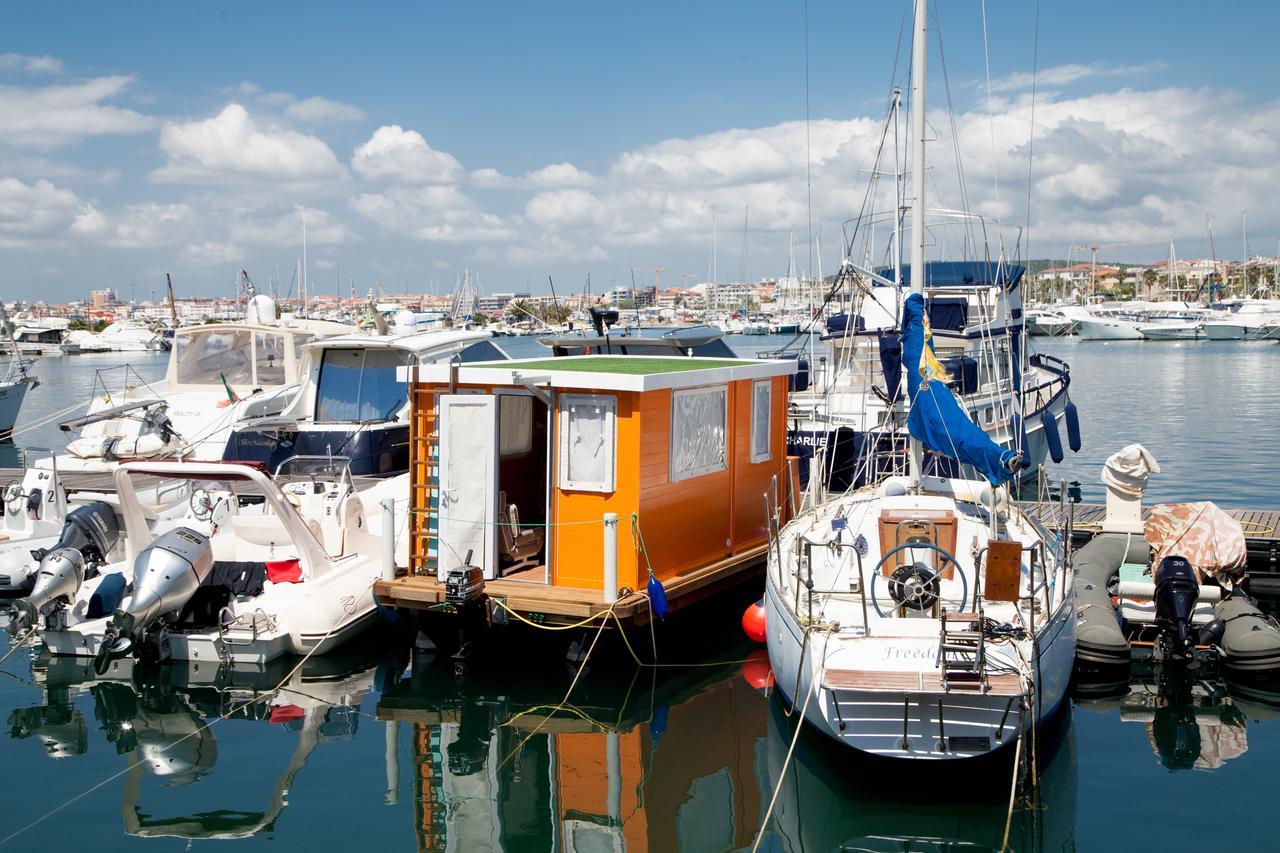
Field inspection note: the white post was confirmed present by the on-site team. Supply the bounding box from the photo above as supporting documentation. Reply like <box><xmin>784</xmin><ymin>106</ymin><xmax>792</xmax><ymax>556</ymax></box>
<box><xmin>381</xmin><ymin>499</ymin><xmax>397</xmax><ymax>581</ymax></box>
<box><xmin>603</xmin><ymin>512</ymin><xmax>618</xmax><ymax>604</ymax></box>
<box><xmin>384</xmin><ymin>720</ymin><xmax>400</xmax><ymax>806</ymax></box>
<box><xmin>606</xmin><ymin>731</ymin><xmax>622</xmax><ymax>823</ymax></box>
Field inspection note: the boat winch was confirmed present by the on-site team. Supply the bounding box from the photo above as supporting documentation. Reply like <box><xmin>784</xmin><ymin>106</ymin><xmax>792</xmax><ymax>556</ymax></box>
<box><xmin>95</xmin><ymin>528</ymin><xmax>213</xmax><ymax>673</ymax></box>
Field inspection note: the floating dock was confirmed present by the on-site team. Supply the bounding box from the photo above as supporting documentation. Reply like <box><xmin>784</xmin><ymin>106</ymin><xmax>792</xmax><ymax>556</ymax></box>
<box><xmin>1018</xmin><ymin>500</ymin><xmax>1280</xmax><ymax>594</ymax></box>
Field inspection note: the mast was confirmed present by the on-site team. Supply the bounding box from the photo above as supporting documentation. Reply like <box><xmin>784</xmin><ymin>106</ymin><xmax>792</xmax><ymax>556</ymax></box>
<box><xmin>166</xmin><ymin>272</ymin><xmax>178</xmax><ymax>328</ymax></box>
<box><xmin>1241</xmin><ymin>209</ymin><xmax>1248</xmax><ymax>297</ymax></box>
<box><xmin>907</xmin><ymin>0</ymin><xmax>927</xmax><ymax>486</ymax></box>
<box><xmin>301</xmin><ymin>213</ymin><xmax>309</xmax><ymax>315</ymax></box>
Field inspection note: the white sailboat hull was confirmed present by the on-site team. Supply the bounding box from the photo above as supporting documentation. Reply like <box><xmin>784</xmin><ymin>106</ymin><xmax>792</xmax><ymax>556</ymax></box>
<box><xmin>0</xmin><ymin>379</ymin><xmax>31</xmax><ymax>437</ymax></box>
<box><xmin>765</xmin><ymin>579</ymin><xmax>1075</xmax><ymax>758</ymax></box>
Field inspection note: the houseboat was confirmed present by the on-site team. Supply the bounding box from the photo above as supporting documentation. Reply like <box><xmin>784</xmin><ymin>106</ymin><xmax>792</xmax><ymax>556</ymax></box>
<box><xmin>374</xmin><ymin>353</ymin><xmax>798</xmax><ymax>650</ymax></box>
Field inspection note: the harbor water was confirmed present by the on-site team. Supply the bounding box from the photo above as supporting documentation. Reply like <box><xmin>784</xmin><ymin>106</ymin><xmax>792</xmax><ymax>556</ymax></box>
<box><xmin>1</xmin><ymin>338</ymin><xmax>1278</xmax><ymax>851</ymax></box>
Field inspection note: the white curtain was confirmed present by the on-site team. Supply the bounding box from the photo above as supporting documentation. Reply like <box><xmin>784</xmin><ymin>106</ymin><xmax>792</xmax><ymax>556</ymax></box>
<box><xmin>751</xmin><ymin>380</ymin><xmax>771</xmax><ymax>462</ymax></box>
<box><xmin>560</xmin><ymin>394</ymin><xmax>615</xmax><ymax>492</ymax></box>
<box><xmin>671</xmin><ymin>387</ymin><xmax>727</xmax><ymax>481</ymax></box>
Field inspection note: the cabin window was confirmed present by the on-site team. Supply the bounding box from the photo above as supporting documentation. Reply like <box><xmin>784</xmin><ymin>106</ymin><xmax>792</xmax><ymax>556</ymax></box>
<box><xmin>315</xmin><ymin>349</ymin><xmax>414</xmax><ymax>422</ymax></box>
<box><xmin>750</xmin><ymin>380</ymin><xmax>771</xmax><ymax>463</ymax></box>
<box><xmin>499</xmin><ymin>394</ymin><xmax>534</xmax><ymax>457</ymax></box>
<box><xmin>558</xmin><ymin>393</ymin><xmax>616</xmax><ymax>493</ymax></box>
<box><xmin>670</xmin><ymin>386</ymin><xmax>728</xmax><ymax>482</ymax></box>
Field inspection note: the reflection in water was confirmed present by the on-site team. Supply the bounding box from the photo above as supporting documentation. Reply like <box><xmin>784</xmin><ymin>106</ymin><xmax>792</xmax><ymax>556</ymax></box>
<box><xmin>9</xmin><ymin>645</ymin><xmax>384</xmax><ymax>842</ymax></box>
<box><xmin>1075</xmin><ymin>659</ymin><xmax>1280</xmax><ymax>772</ymax></box>
<box><xmin>378</xmin><ymin>650</ymin><xmax>1080</xmax><ymax>852</ymax></box>
<box><xmin>759</xmin><ymin>698</ymin><xmax>1078</xmax><ymax>852</ymax></box>
<box><xmin>379</xmin><ymin>652</ymin><xmax>771</xmax><ymax>852</ymax></box>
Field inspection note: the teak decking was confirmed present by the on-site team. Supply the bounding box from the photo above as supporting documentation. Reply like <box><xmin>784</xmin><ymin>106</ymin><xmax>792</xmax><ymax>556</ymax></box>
<box><xmin>373</xmin><ymin>542</ymin><xmax>769</xmax><ymax>627</ymax></box>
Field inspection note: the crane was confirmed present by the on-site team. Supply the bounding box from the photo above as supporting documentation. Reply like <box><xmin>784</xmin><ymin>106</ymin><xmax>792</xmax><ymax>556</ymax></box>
<box><xmin>630</xmin><ymin>267</ymin><xmax>668</xmax><ymax>290</ymax></box>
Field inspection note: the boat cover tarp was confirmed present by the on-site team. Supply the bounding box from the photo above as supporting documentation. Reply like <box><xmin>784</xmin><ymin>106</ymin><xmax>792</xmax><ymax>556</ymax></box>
<box><xmin>1146</xmin><ymin>501</ymin><xmax>1247</xmax><ymax>588</ymax></box>
<box><xmin>925</xmin><ymin>296</ymin><xmax>968</xmax><ymax>331</ymax></box>
<box><xmin>878</xmin><ymin>331</ymin><xmax>902</xmax><ymax>403</ymax></box>
<box><xmin>902</xmin><ymin>293</ymin><xmax>1016</xmax><ymax>485</ymax></box>
<box><xmin>879</xmin><ymin>261</ymin><xmax>1025</xmax><ymax>290</ymax></box>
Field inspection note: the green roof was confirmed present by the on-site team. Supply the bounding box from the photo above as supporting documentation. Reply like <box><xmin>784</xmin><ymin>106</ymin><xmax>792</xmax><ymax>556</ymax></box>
<box><xmin>471</xmin><ymin>356</ymin><xmax>754</xmax><ymax>376</ymax></box>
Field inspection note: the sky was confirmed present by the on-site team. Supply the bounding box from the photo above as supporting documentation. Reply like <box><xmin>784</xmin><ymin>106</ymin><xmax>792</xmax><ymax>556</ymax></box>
<box><xmin>2</xmin><ymin>0</ymin><xmax>1278</xmax><ymax>302</ymax></box>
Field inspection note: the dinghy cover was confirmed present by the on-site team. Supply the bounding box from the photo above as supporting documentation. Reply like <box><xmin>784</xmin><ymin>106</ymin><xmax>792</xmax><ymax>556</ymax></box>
<box><xmin>1146</xmin><ymin>501</ymin><xmax>1247</xmax><ymax>588</ymax></box>
<box><xmin>901</xmin><ymin>293</ymin><xmax>1018</xmax><ymax>485</ymax></box>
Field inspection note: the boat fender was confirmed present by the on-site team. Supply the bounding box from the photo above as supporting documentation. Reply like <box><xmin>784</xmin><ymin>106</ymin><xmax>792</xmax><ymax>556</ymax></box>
<box><xmin>1041</xmin><ymin>409</ymin><xmax>1064</xmax><ymax>464</ymax></box>
<box><xmin>646</xmin><ymin>574</ymin><xmax>668</xmax><ymax>620</ymax></box>
<box><xmin>1065</xmin><ymin>401</ymin><xmax>1082</xmax><ymax>453</ymax></box>
<box><xmin>741</xmin><ymin>648</ymin><xmax>775</xmax><ymax>690</ymax></box>
<box><xmin>742</xmin><ymin>599</ymin><xmax>767</xmax><ymax>643</ymax></box>
<box><xmin>87</xmin><ymin>572</ymin><xmax>128</xmax><ymax>619</ymax></box>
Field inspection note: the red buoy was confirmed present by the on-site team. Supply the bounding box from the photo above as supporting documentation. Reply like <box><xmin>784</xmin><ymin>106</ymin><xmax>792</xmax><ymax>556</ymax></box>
<box><xmin>741</xmin><ymin>648</ymin><xmax>774</xmax><ymax>690</ymax></box>
<box><xmin>741</xmin><ymin>599</ymin><xmax>767</xmax><ymax>644</ymax></box>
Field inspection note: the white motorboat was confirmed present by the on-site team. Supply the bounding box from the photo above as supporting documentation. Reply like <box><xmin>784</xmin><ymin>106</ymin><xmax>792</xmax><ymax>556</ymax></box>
<box><xmin>1076</xmin><ymin>315</ymin><xmax>1145</xmax><ymax>341</ymax></box>
<box><xmin>1026</xmin><ymin>308</ymin><xmax>1077</xmax><ymax>337</ymax></box>
<box><xmin>1203</xmin><ymin>300</ymin><xmax>1280</xmax><ymax>341</ymax></box>
<box><xmin>58</xmin><ymin>296</ymin><xmax>354</xmax><ymax>470</ymax></box>
<box><xmin>1138</xmin><ymin>319</ymin><xmax>1204</xmax><ymax>341</ymax></box>
<box><xmin>0</xmin><ymin>364</ymin><xmax>37</xmax><ymax>440</ymax></box>
<box><xmin>763</xmin><ymin>0</ymin><xmax>1074</xmax><ymax>761</ymax></box>
<box><xmin>222</xmin><ymin>328</ymin><xmax>505</xmax><ymax>477</ymax></box>
<box><xmin>26</xmin><ymin>458</ymin><xmax>395</xmax><ymax>670</ymax></box>
<box><xmin>11</xmin><ymin>325</ymin><xmax>80</xmax><ymax>356</ymax></box>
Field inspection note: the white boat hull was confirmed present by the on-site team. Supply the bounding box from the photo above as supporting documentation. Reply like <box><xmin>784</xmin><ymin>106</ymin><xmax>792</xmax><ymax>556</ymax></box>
<box><xmin>0</xmin><ymin>379</ymin><xmax>32</xmax><ymax>437</ymax></box>
<box><xmin>765</xmin><ymin>579</ymin><xmax>1076</xmax><ymax>759</ymax></box>
<box><xmin>1077</xmin><ymin>317</ymin><xmax>1144</xmax><ymax>341</ymax></box>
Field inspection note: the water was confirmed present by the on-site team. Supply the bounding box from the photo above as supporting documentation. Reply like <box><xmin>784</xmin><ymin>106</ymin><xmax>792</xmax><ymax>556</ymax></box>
<box><xmin>1</xmin><ymin>338</ymin><xmax>1278</xmax><ymax>851</ymax></box>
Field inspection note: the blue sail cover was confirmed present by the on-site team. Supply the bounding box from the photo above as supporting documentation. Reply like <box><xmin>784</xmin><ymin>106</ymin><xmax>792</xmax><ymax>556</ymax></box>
<box><xmin>902</xmin><ymin>293</ymin><xmax>1017</xmax><ymax>485</ymax></box>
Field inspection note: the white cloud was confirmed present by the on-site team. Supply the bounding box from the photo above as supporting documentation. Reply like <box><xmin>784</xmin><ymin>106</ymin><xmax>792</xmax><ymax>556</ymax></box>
<box><xmin>313</xmin><ymin>258</ymin><xmax>336</xmax><ymax>271</ymax></box>
<box><xmin>285</xmin><ymin>96</ymin><xmax>365</xmax><ymax>124</ymax></box>
<box><xmin>986</xmin><ymin>62</ymin><xmax>1166</xmax><ymax>94</ymax></box>
<box><xmin>228</xmin><ymin>206</ymin><xmax>353</xmax><ymax>247</ymax></box>
<box><xmin>0</xmin><ymin>177</ymin><xmax>90</xmax><ymax>247</ymax></box>
<box><xmin>151</xmin><ymin>104</ymin><xmax>346</xmax><ymax>184</ymax></box>
<box><xmin>472</xmin><ymin>162</ymin><xmax>598</xmax><ymax>189</ymax></box>
<box><xmin>0</xmin><ymin>75</ymin><xmax>156</xmax><ymax>147</ymax></box>
<box><xmin>178</xmin><ymin>241</ymin><xmax>242</xmax><ymax>266</ymax></box>
<box><xmin>0</xmin><ymin>53</ymin><xmax>63</xmax><ymax>74</ymax></box>
<box><xmin>352</xmin><ymin>126</ymin><xmax>463</xmax><ymax>184</ymax></box>
<box><xmin>72</xmin><ymin>201</ymin><xmax>200</xmax><ymax>248</ymax></box>
<box><xmin>352</xmin><ymin>185</ymin><xmax>513</xmax><ymax>242</ymax></box>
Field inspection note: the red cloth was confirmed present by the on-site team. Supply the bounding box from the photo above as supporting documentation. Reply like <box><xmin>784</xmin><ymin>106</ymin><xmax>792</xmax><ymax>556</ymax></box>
<box><xmin>268</xmin><ymin>704</ymin><xmax>306</xmax><ymax>723</ymax></box>
<box><xmin>266</xmin><ymin>559</ymin><xmax>302</xmax><ymax>584</ymax></box>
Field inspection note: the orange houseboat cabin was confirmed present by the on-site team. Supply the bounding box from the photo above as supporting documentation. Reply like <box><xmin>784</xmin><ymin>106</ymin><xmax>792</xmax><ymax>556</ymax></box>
<box><xmin>374</xmin><ymin>354</ymin><xmax>798</xmax><ymax>629</ymax></box>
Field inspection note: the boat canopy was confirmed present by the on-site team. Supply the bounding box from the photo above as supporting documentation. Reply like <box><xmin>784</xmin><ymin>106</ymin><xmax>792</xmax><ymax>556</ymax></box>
<box><xmin>879</xmin><ymin>261</ymin><xmax>1025</xmax><ymax>291</ymax></box>
<box><xmin>902</xmin><ymin>293</ymin><xmax>1018</xmax><ymax>485</ymax></box>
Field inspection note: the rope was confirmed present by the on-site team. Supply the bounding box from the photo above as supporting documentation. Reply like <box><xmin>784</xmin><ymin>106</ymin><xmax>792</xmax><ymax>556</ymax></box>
<box><xmin>0</xmin><ymin>627</ymin><xmax>36</xmax><ymax>666</ymax></box>
<box><xmin>1000</xmin><ymin>705</ymin><xmax>1027</xmax><ymax>852</ymax></box>
<box><xmin>0</xmin><ymin>578</ymin><xmax>377</xmax><ymax>848</ymax></box>
<box><xmin>751</xmin><ymin>631</ymin><xmax>825</xmax><ymax>853</ymax></box>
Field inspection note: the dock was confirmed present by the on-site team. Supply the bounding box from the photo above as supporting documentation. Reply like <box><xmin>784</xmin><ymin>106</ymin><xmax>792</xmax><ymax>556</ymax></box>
<box><xmin>1018</xmin><ymin>501</ymin><xmax>1280</xmax><ymax>594</ymax></box>
<box><xmin>374</xmin><ymin>544</ymin><xmax>768</xmax><ymax>628</ymax></box>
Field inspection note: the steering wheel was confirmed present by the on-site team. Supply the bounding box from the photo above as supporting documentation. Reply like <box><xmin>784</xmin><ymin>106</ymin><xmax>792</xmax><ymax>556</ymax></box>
<box><xmin>869</xmin><ymin>541</ymin><xmax>967</xmax><ymax>617</ymax></box>
<box><xmin>3</xmin><ymin>483</ymin><xmax>23</xmax><ymax>515</ymax></box>
<box><xmin>190</xmin><ymin>488</ymin><xmax>215</xmax><ymax>521</ymax></box>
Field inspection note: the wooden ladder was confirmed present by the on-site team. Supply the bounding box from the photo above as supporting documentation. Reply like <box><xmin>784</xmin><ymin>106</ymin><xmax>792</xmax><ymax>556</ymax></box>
<box><xmin>938</xmin><ymin>611</ymin><xmax>987</xmax><ymax>693</ymax></box>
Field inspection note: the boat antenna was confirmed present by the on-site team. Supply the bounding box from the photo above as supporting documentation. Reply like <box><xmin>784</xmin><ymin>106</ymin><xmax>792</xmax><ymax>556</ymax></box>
<box><xmin>907</xmin><ymin>0</ymin><xmax>927</xmax><ymax>487</ymax></box>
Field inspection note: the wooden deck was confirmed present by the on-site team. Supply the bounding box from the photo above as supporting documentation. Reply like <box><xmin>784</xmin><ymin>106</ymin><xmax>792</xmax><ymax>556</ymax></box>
<box><xmin>373</xmin><ymin>543</ymin><xmax>770</xmax><ymax>628</ymax></box>
<box><xmin>824</xmin><ymin>669</ymin><xmax>1023</xmax><ymax>696</ymax></box>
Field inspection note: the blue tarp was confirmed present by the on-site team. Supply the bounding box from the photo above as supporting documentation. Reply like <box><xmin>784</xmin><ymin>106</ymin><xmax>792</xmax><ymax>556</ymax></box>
<box><xmin>902</xmin><ymin>293</ymin><xmax>1018</xmax><ymax>485</ymax></box>
<box><xmin>926</xmin><ymin>296</ymin><xmax>968</xmax><ymax>331</ymax></box>
<box><xmin>877</xmin><ymin>261</ymin><xmax>1025</xmax><ymax>290</ymax></box>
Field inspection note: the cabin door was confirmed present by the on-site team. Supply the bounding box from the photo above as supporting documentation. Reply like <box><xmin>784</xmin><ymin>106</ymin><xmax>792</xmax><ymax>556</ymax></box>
<box><xmin>437</xmin><ymin>394</ymin><xmax>498</xmax><ymax>580</ymax></box>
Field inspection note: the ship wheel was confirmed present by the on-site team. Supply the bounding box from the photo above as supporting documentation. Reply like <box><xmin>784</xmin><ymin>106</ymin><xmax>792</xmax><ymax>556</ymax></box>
<box><xmin>870</xmin><ymin>542</ymin><xmax>967</xmax><ymax>616</ymax></box>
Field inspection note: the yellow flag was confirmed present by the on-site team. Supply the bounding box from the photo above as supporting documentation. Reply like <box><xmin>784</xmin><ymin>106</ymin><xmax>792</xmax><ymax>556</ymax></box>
<box><xmin>918</xmin><ymin>314</ymin><xmax>951</xmax><ymax>384</ymax></box>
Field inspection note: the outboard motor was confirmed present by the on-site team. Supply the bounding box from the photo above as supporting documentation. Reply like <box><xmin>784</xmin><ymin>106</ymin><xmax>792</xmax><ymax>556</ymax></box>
<box><xmin>95</xmin><ymin>528</ymin><xmax>214</xmax><ymax>673</ymax></box>
<box><xmin>1154</xmin><ymin>555</ymin><xmax>1199</xmax><ymax>662</ymax></box>
<box><xmin>9</xmin><ymin>549</ymin><xmax>86</xmax><ymax>631</ymax></box>
<box><xmin>31</xmin><ymin>501</ymin><xmax>121</xmax><ymax>567</ymax></box>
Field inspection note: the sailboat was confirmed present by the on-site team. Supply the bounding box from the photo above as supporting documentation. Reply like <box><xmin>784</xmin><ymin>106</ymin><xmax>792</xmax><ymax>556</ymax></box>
<box><xmin>763</xmin><ymin>0</ymin><xmax>1074</xmax><ymax>759</ymax></box>
<box><xmin>0</xmin><ymin>303</ymin><xmax>38</xmax><ymax>439</ymax></box>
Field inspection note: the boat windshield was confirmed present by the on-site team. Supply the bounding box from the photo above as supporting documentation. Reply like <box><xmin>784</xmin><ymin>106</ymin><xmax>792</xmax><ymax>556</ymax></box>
<box><xmin>315</xmin><ymin>348</ymin><xmax>414</xmax><ymax>422</ymax></box>
<box><xmin>173</xmin><ymin>328</ymin><xmax>310</xmax><ymax>388</ymax></box>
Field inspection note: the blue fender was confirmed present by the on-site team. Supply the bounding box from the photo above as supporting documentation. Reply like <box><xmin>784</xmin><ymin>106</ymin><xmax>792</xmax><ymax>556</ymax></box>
<box><xmin>1041</xmin><ymin>408</ymin><xmax>1064</xmax><ymax>464</ymax></box>
<box><xmin>1065</xmin><ymin>400</ymin><xmax>1082</xmax><ymax>452</ymax></box>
